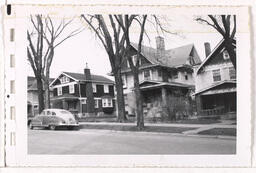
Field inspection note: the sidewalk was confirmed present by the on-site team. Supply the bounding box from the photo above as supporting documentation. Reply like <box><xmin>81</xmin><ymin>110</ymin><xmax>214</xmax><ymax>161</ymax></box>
<box><xmin>78</xmin><ymin>120</ymin><xmax>236</xmax><ymax>139</ymax></box>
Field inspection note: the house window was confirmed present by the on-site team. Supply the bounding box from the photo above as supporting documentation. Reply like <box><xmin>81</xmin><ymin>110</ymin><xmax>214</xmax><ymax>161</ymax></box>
<box><xmin>104</xmin><ymin>85</ymin><xmax>109</xmax><ymax>93</ymax></box>
<box><xmin>60</xmin><ymin>76</ymin><xmax>70</xmax><ymax>84</ymax></box>
<box><xmin>95</xmin><ymin>99</ymin><xmax>99</xmax><ymax>108</ymax></box>
<box><xmin>57</xmin><ymin>87</ymin><xmax>62</xmax><ymax>96</ymax></box>
<box><xmin>143</xmin><ymin>69</ymin><xmax>151</xmax><ymax>80</ymax></box>
<box><xmin>184</xmin><ymin>72</ymin><xmax>188</xmax><ymax>80</ymax></box>
<box><xmin>92</xmin><ymin>84</ymin><xmax>97</xmax><ymax>93</ymax></box>
<box><xmin>69</xmin><ymin>84</ymin><xmax>74</xmax><ymax>94</ymax></box>
<box><xmin>223</xmin><ymin>50</ymin><xmax>230</xmax><ymax>60</ymax></box>
<box><xmin>229</xmin><ymin>67</ymin><xmax>236</xmax><ymax>80</ymax></box>
<box><xmin>173</xmin><ymin>71</ymin><xmax>178</xmax><ymax>79</ymax></box>
<box><xmin>212</xmin><ymin>69</ymin><xmax>221</xmax><ymax>82</ymax></box>
<box><xmin>122</xmin><ymin>75</ymin><xmax>127</xmax><ymax>88</ymax></box>
<box><xmin>102</xmin><ymin>98</ymin><xmax>113</xmax><ymax>108</ymax></box>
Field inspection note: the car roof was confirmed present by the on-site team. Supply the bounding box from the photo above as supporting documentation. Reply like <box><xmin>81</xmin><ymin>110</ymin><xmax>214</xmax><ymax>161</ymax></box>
<box><xmin>43</xmin><ymin>109</ymin><xmax>71</xmax><ymax>113</ymax></box>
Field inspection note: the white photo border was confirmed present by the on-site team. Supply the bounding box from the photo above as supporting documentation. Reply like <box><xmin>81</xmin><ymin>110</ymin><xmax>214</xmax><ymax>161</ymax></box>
<box><xmin>4</xmin><ymin>4</ymin><xmax>252</xmax><ymax>167</ymax></box>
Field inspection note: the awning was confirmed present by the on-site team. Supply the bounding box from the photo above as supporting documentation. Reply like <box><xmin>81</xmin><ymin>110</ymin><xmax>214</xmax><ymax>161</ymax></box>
<box><xmin>201</xmin><ymin>87</ymin><xmax>236</xmax><ymax>95</ymax></box>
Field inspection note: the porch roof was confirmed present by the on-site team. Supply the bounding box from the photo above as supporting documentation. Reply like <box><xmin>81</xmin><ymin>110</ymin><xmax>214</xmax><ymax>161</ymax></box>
<box><xmin>139</xmin><ymin>80</ymin><xmax>193</xmax><ymax>91</ymax></box>
<box><xmin>51</xmin><ymin>94</ymin><xmax>79</xmax><ymax>101</ymax></box>
<box><xmin>195</xmin><ymin>80</ymin><xmax>236</xmax><ymax>96</ymax></box>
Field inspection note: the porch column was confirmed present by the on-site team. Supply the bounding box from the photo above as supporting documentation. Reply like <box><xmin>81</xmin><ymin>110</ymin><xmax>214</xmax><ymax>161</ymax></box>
<box><xmin>161</xmin><ymin>87</ymin><xmax>170</xmax><ymax>120</ymax></box>
<box><xmin>62</xmin><ymin>100</ymin><xmax>68</xmax><ymax>110</ymax></box>
<box><xmin>195</xmin><ymin>95</ymin><xmax>202</xmax><ymax>116</ymax></box>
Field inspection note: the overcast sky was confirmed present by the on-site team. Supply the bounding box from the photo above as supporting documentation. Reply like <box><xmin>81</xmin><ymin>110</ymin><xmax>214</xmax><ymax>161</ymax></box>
<box><xmin>27</xmin><ymin>15</ymin><xmax>222</xmax><ymax>79</ymax></box>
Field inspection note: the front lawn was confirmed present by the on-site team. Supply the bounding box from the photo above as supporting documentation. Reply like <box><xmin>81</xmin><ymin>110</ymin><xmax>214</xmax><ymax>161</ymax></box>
<box><xmin>198</xmin><ymin>128</ymin><xmax>236</xmax><ymax>136</ymax></box>
<box><xmin>167</xmin><ymin>119</ymin><xmax>221</xmax><ymax>124</ymax></box>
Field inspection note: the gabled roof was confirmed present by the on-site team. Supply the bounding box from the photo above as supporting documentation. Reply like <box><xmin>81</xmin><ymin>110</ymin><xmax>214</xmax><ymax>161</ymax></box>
<box><xmin>196</xmin><ymin>38</ymin><xmax>236</xmax><ymax>74</ymax></box>
<box><xmin>130</xmin><ymin>42</ymin><xmax>201</xmax><ymax>68</ymax></box>
<box><xmin>63</xmin><ymin>72</ymin><xmax>114</xmax><ymax>84</ymax></box>
<box><xmin>50</xmin><ymin>72</ymin><xmax>114</xmax><ymax>86</ymax></box>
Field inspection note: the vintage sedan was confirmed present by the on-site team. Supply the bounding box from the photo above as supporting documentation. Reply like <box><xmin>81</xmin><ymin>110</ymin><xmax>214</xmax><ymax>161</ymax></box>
<box><xmin>29</xmin><ymin>109</ymin><xmax>79</xmax><ymax>130</ymax></box>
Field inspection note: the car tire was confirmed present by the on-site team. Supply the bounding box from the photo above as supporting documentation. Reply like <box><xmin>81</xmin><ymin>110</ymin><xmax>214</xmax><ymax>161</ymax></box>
<box><xmin>49</xmin><ymin>125</ymin><xmax>56</xmax><ymax>130</ymax></box>
<box><xmin>29</xmin><ymin>123</ymin><xmax>34</xmax><ymax>130</ymax></box>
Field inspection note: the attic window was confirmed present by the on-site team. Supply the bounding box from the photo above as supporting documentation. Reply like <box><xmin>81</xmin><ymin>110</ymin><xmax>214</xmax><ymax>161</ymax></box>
<box><xmin>223</xmin><ymin>50</ymin><xmax>230</xmax><ymax>60</ymax></box>
<box><xmin>60</xmin><ymin>76</ymin><xmax>70</xmax><ymax>84</ymax></box>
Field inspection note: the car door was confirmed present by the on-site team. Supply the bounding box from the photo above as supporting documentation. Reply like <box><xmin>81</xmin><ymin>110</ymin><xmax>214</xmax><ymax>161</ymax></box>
<box><xmin>33</xmin><ymin>111</ymin><xmax>44</xmax><ymax>126</ymax></box>
<box><xmin>43</xmin><ymin>110</ymin><xmax>52</xmax><ymax>126</ymax></box>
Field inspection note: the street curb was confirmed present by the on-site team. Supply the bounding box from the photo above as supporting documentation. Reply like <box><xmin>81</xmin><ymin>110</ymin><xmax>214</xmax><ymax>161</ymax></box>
<box><xmin>79</xmin><ymin>128</ymin><xmax>236</xmax><ymax>140</ymax></box>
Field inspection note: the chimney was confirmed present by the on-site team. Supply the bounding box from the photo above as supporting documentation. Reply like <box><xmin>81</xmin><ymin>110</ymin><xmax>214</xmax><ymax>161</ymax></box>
<box><xmin>84</xmin><ymin>62</ymin><xmax>95</xmax><ymax>114</ymax></box>
<box><xmin>84</xmin><ymin>62</ymin><xmax>92</xmax><ymax>80</ymax></box>
<box><xmin>156</xmin><ymin>36</ymin><xmax>166</xmax><ymax>63</ymax></box>
<box><xmin>204</xmin><ymin>42</ymin><xmax>211</xmax><ymax>58</ymax></box>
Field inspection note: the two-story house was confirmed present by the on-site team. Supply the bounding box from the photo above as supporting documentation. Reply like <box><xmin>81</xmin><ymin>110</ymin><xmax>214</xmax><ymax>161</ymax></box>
<box><xmin>121</xmin><ymin>36</ymin><xmax>202</xmax><ymax>120</ymax></box>
<box><xmin>195</xmin><ymin>39</ymin><xmax>236</xmax><ymax>119</ymax></box>
<box><xmin>27</xmin><ymin>76</ymin><xmax>54</xmax><ymax>117</ymax></box>
<box><xmin>49</xmin><ymin>65</ymin><xmax>115</xmax><ymax>117</ymax></box>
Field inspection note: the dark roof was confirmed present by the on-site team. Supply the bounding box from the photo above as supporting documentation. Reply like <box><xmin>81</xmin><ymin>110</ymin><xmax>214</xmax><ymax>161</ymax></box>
<box><xmin>139</xmin><ymin>80</ymin><xmax>194</xmax><ymax>89</ymax></box>
<box><xmin>63</xmin><ymin>72</ymin><xmax>114</xmax><ymax>84</ymax></box>
<box><xmin>130</xmin><ymin>42</ymin><xmax>201</xmax><ymax>68</ymax></box>
<box><xmin>27</xmin><ymin>76</ymin><xmax>54</xmax><ymax>91</ymax></box>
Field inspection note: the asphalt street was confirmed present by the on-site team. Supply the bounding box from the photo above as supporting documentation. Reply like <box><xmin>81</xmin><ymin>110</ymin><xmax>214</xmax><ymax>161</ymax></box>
<box><xmin>28</xmin><ymin>128</ymin><xmax>236</xmax><ymax>155</ymax></box>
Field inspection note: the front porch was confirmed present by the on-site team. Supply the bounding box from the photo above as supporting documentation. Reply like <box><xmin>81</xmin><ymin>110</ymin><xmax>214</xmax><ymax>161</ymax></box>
<box><xmin>195</xmin><ymin>81</ymin><xmax>236</xmax><ymax>119</ymax></box>
<box><xmin>139</xmin><ymin>80</ymin><xmax>194</xmax><ymax>121</ymax></box>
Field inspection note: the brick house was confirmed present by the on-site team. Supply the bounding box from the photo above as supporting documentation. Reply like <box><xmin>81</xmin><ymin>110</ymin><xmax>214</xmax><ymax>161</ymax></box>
<box><xmin>121</xmin><ymin>36</ymin><xmax>202</xmax><ymax>120</ymax></box>
<box><xmin>195</xmin><ymin>39</ymin><xmax>236</xmax><ymax>119</ymax></box>
<box><xmin>27</xmin><ymin>76</ymin><xmax>54</xmax><ymax>116</ymax></box>
<box><xmin>49</xmin><ymin>65</ymin><xmax>115</xmax><ymax>117</ymax></box>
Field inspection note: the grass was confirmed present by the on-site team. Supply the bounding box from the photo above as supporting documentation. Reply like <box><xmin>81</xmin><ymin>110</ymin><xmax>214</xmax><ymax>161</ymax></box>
<box><xmin>79</xmin><ymin>124</ymin><xmax>196</xmax><ymax>134</ymax></box>
<box><xmin>157</xmin><ymin>119</ymin><xmax>221</xmax><ymax>124</ymax></box>
<box><xmin>198</xmin><ymin>128</ymin><xmax>236</xmax><ymax>136</ymax></box>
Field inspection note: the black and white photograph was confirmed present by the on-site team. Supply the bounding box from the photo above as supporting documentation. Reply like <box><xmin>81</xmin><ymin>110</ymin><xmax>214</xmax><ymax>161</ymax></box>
<box><xmin>26</xmin><ymin>13</ymin><xmax>237</xmax><ymax>155</ymax></box>
<box><xmin>2</xmin><ymin>3</ymin><xmax>252</xmax><ymax>168</ymax></box>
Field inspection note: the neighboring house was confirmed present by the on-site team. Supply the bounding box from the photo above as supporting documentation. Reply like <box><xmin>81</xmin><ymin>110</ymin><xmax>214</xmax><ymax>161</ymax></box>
<box><xmin>49</xmin><ymin>65</ymin><xmax>115</xmax><ymax>117</ymax></box>
<box><xmin>27</xmin><ymin>76</ymin><xmax>54</xmax><ymax>117</ymax></box>
<box><xmin>195</xmin><ymin>39</ymin><xmax>236</xmax><ymax>118</ymax></box>
<box><xmin>121</xmin><ymin>36</ymin><xmax>202</xmax><ymax>120</ymax></box>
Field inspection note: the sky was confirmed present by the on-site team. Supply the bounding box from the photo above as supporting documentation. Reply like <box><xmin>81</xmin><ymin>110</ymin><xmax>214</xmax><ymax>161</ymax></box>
<box><xmin>27</xmin><ymin>15</ymin><xmax>222</xmax><ymax>79</ymax></box>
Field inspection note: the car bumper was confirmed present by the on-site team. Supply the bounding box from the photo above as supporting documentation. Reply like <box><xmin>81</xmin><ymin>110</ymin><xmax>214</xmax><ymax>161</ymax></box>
<box><xmin>57</xmin><ymin>124</ymin><xmax>79</xmax><ymax>127</ymax></box>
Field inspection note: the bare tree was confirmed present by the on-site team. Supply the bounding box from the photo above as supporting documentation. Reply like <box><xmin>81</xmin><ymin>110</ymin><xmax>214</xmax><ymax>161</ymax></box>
<box><xmin>196</xmin><ymin>15</ymin><xmax>236</xmax><ymax>69</ymax></box>
<box><xmin>81</xmin><ymin>14</ymin><xmax>128</xmax><ymax>122</ymax></box>
<box><xmin>114</xmin><ymin>15</ymin><xmax>147</xmax><ymax>129</ymax></box>
<box><xmin>27</xmin><ymin>15</ymin><xmax>83</xmax><ymax>112</ymax></box>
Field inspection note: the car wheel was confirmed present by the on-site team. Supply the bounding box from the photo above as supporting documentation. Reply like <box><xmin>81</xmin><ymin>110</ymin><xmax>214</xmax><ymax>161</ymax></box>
<box><xmin>29</xmin><ymin>123</ymin><xmax>34</xmax><ymax>130</ymax></box>
<box><xmin>49</xmin><ymin>125</ymin><xmax>56</xmax><ymax>130</ymax></box>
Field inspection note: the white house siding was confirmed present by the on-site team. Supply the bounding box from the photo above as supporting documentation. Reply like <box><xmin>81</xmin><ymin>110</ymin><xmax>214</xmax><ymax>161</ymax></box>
<box><xmin>168</xmin><ymin>71</ymin><xmax>194</xmax><ymax>85</ymax></box>
<box><xmin>195</xmin><ymin>62</ymin><xmax>234</xmax><ymax>92</ymax></box>
<box><xmin>28</xmin><ymin>91</ymin><xmax>38</xmax><ymax>105</ymax></box>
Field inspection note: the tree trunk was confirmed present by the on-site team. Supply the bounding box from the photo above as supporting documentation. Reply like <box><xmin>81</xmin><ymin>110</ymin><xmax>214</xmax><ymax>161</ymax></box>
<box><xmin>133</xmin><ymin>68</ymin><xmax>144</xmax><ymax>129</ymax></box>
<box><xmin>224</xmin><ymin>38</ymin><xmax>236</xmax><ymax>70</ymax></box>
<box><xmin>44</xmin><ymin>79</ymin><xmax>50</xmax><ymax>109</ymax></box>
<box><xmin>36</xmin><ymin>77</ymin><xmax>45</xmax><ymax>114</ymax></box>
<box><xmin>114</xmin><ymin>69</ymin><xmax>127</xmax><ymax>122</ymax></box>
